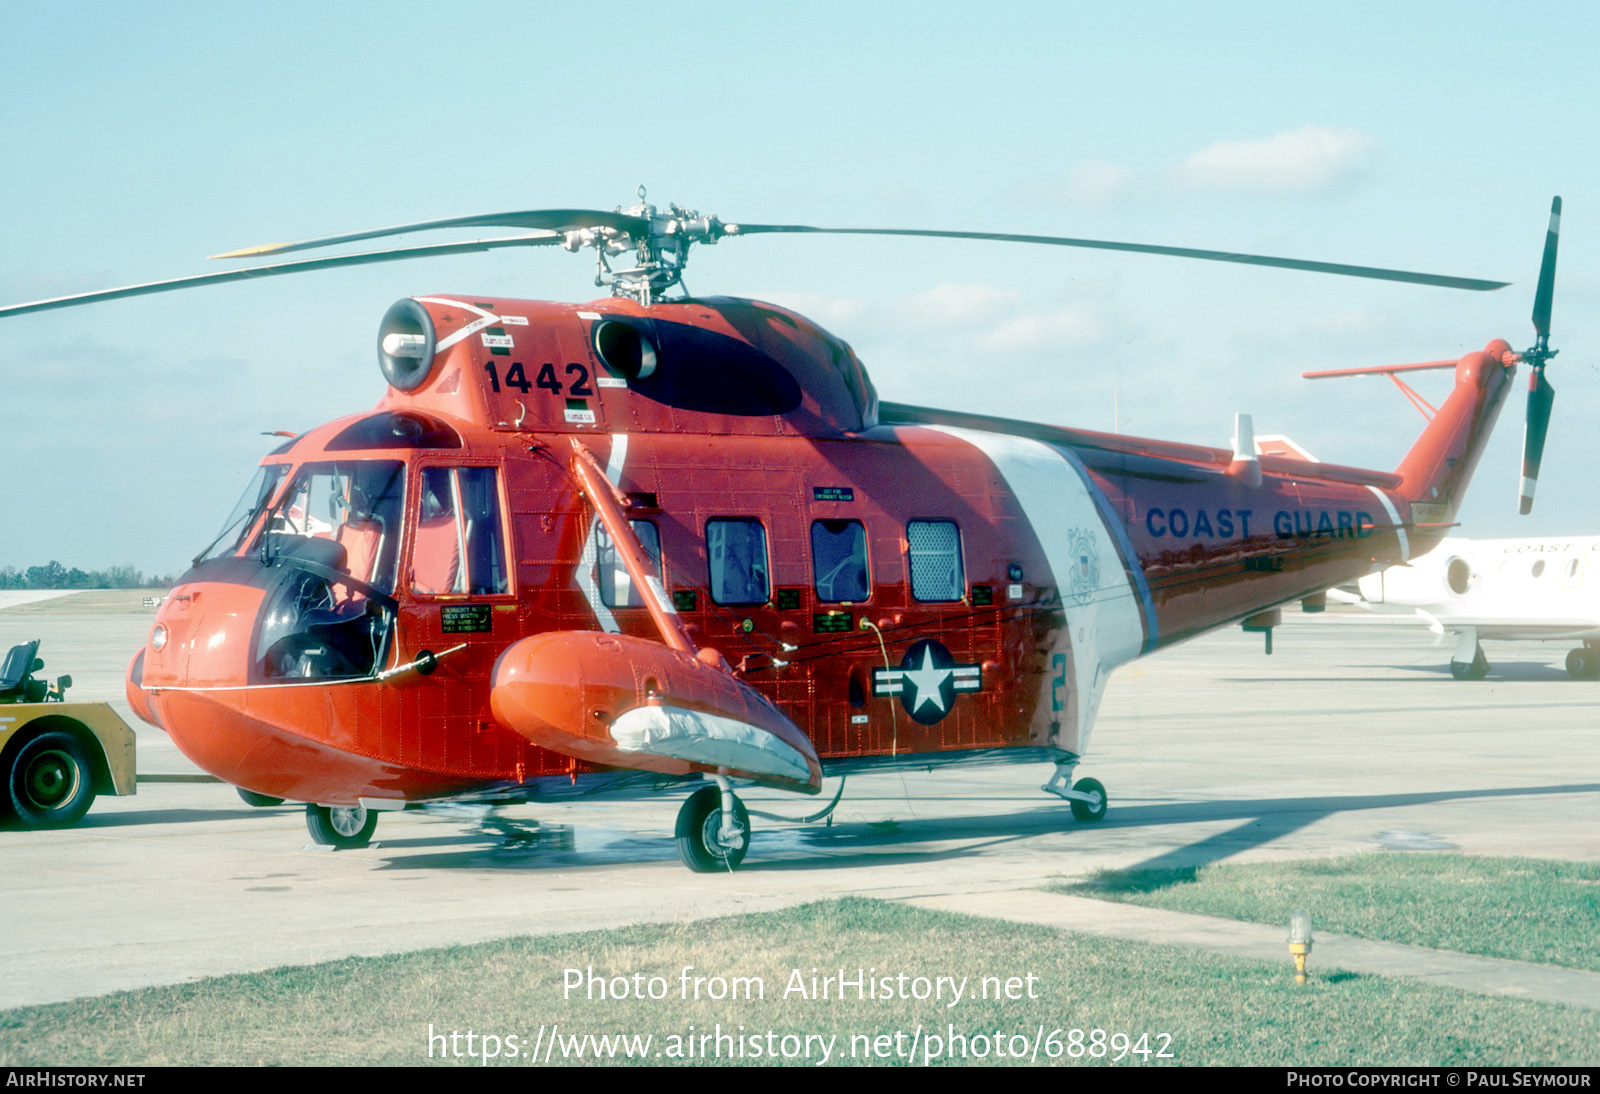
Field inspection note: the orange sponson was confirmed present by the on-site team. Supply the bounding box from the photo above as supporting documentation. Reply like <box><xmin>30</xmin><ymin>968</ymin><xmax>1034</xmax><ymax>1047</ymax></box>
<box><xmin>491</xmin><ymin>631</ymin><xmax>821</xmax><ymax>793</ymax></box>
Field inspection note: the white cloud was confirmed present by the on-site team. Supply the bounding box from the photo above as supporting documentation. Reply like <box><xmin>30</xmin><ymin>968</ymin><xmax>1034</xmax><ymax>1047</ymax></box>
<box><xmin>1066</xmin><ymin>161</ymin><xmax>1135</xmax><ymax>206</ymax></box>
<box><xmin>974</xmin><ymin>306</ymin><xmax>1102</xmax><ymax>355</ymax></box>
<box><xmin>887</xmin><ymin>283</ymin><xmax>1021</xmax><ymax>329</ymax></box>
<box><xmin>1175</xmin><ymin>125</ymin><xmax>1378</xmax><ymax>194</ymax></box>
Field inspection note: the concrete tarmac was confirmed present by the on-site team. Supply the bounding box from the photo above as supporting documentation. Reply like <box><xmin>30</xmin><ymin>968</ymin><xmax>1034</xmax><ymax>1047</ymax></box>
<box><xmin>1</xmin><ymin>604</ymin><xmax>1596</xmax><ymax>1010</ymax></box>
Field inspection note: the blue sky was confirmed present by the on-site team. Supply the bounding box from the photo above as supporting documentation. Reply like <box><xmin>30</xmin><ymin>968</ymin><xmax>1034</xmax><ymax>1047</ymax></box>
<box><xmin>2</xmin><ymin>1</ymin><xmax>1595</xmax><ymax>574</ymax></box>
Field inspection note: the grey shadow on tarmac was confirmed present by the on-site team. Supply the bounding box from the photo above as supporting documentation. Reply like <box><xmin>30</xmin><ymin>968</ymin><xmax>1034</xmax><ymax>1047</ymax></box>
<box><xmin>1115</xmin><ymin>782</ymin><xmax>1600</xmax><ymax>875</ymax></box>
<box><xmin>0</xmin><ymin>805</ymin><xmax>295</xmax><ymax>830</ymax></box>
<box><xmin>363</xmin><ymin>781</ymin><xmax>1600</xmax><ymax>875</ymax></box>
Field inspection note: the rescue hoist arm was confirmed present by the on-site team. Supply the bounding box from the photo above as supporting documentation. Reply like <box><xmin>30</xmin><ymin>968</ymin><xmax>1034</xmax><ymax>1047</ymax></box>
<box><xmin>568</xmin><ymin>438</ymin><xmax>700</xmax><ymax>659</ymax></box>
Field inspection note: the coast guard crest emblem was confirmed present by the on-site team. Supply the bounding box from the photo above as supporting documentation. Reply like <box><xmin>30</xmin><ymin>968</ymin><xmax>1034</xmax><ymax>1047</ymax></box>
<box><xmin>1067</xmin><ymin>529</ymin><xmax>1099</xmax><ymax>606</ymax></box>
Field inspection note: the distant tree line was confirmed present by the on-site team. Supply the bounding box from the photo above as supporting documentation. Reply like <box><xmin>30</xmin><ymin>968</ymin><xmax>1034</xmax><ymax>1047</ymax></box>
<box><xmin>0</xmin><ymin>562</ymin><xmax>175</xmax><ymax>590</ymax></box>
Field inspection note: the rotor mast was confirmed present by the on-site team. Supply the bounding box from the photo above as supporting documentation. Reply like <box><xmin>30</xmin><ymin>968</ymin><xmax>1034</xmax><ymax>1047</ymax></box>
<box><xmin>571</xmin><ymin>186</ymin><xmax>737</xmax><ymax>304</ymax></box>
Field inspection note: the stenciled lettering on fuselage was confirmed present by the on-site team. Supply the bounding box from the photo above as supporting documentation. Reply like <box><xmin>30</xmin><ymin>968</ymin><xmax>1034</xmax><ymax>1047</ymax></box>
<box><xmin>871</xmin><ymin>639</ymin><xmax>982</xmax><ymax>726</ymax></box>
<box><xmin>1144</xmin><ymin>507</ymin><xmax>1377</xmax><ymax>541</ymax></box>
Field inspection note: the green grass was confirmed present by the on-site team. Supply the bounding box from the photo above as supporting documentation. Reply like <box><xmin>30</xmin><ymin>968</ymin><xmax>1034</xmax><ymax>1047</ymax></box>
<box><xmin>0</xmin><ymin>589</ymin><xmax>159</xmax><ymax>614</ymax></box>
<box><xmin>1050</xmin><ymin>853</ymin><xmax>1600</xmax><ymax>971</ymax></box>
<box><xmin>3</xmin><ymin>898</ymin><xmax>1597</xmax><ymax>1067</ymax></box>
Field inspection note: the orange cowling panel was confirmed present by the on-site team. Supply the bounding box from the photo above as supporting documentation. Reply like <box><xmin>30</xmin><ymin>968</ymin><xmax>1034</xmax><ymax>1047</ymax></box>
<box><xmin>490</xmin><ymin>631</ymin><xmax>822</xmax><ymax>793</ymax></box>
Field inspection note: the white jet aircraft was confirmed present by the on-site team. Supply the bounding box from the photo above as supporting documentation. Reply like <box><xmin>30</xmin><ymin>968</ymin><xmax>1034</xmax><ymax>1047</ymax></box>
<box><xmin>1358</xmin><ymin>537</ymin><xmax>1600</xmax><ymax>680</ymax></box>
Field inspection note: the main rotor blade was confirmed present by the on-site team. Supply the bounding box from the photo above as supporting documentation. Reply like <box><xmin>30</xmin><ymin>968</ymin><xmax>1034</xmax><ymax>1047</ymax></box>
<box><xmin>0</xmin><ymin>233</ymin><xmax>565</xmax><ymax>318</ymax></box>
<box><xmin>1531</xmin><ymin>196</ymin><xmax>1561</xmax><ymax>338</ymax></box>
<box><xmin>1520</xmin><ymin>368</ymin><xmax>1555</xmax><ymax>515</ymax></box>
<box><xmin>210</xmin><ymin>210</ymin><xmax>647</xmax><ymax>259</ymax></box>
<box><xmin>731</xmin><ymin>224</ymin><xmax>1509</xmax><ymax>291</ymax></box>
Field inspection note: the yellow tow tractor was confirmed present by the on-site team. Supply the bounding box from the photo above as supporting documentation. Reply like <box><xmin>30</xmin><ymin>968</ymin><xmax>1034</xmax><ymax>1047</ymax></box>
<box><xmin>0</xmin><ymin>639</ymin><xmax>136</xmax><ymax>827</ymax></box>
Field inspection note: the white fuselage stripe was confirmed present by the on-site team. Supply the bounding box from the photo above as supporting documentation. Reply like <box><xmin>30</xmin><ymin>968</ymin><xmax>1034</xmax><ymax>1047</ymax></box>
<box><xmin>575</xmin><ymin>435</ymin><xmax>629</xmax><ymax>632</ymax></box>
<box><xmin>416</xmin><ymin>297</ymin><xmax>502</xmax><ymax>352</ymax></box>
<box><xmin>1365</xmin><ymin>486</ymin><xmax>1410</xmax><ymax>563</ymax></box>
<box><xmin>928</xmin><ymin>425</ymin><xmax>1144</xmax><ymax>753</ymax></box>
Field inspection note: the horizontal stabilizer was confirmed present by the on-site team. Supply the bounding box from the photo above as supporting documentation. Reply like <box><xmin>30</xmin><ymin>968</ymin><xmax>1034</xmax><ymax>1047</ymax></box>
<box><xmin>1302</xmin><ymin>359</ymin><xmax>1461</xmax><ymax>380</ymax></box>
<box><xmin>1254</xmin><ymin>433</ymin><xmax>1319</xmax><ymax>461</ymax></box>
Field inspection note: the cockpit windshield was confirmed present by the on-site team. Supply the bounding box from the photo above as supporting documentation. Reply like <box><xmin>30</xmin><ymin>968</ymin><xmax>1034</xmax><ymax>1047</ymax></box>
<box><xmin>196</xmin><ymin>464</ymin><xmax>290</xmax><ymax>564</ymax></box>
<box><xmin>251</xmin><ymin>460</ymin><xmax>406</xmax><ymax>680</ymax></box>
<box><xmin>259</xmin><ymin>461</ymin><xmax>406</xmax><ymax>594</ymax></box>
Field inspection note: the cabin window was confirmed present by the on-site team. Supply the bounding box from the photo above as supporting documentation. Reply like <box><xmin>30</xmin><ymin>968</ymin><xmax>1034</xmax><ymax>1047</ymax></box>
<box><xmin>908</xmin><ymin>520</ymin><xmax>964</xmax><ymax>602</ymax></box>
<box><xmin>598</xmin><ymin>520</ymin><xmax>662</xmax><ymax>609</ymax></box>
<box><xmin>410</xmin><ymin>466</ymin><xmax>509</xmax><ymax>596</ymax></box>
<box><xmin>811</xmin><ymin>519</ymin><xmax>869</xmax><ymax>602</ymax></box>
<box><xmin>706</xmin><ymin>519</ymin><xmax>769</xmax><ymax>605</ymax></box>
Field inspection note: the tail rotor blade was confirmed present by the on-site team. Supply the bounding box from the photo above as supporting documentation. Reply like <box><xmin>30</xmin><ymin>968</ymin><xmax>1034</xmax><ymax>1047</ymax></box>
<box><xmin>1520</xmin><ymin>368</ymin><xmax>1555</xmax><ymax>515</ymax></box>
<box><xmin>1531</xmin><ymin>196</ymin><xmax>1562</xmax><ymax>340</ymax></box>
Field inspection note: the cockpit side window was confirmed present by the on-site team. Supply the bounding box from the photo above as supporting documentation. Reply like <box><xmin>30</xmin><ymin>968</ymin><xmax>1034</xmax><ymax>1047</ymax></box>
<box><xmin>410</xmin><ymin>466</ymin><xmax>510</xmax><ymax>596</ymax></box>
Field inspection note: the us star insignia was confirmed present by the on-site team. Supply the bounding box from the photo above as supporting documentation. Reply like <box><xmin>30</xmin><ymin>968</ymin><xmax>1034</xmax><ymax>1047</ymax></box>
<box><xmin>871</xmin><ymin>638</ymin><xmax>983</xmax><ymax>725</ymax></box>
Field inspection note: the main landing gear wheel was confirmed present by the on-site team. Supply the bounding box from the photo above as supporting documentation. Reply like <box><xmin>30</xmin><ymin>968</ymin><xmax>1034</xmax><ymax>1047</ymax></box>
<box><xmin>1450</xmin><ymin>647</ymin><xmax>1490</xmax><ymax>681</ymax></box>
<box><xmin>1565</xmin><ymin>648</ymin><xmax>1599</xmax><ymax>680</ymax></box>
<box><xmin>1069</xmin><ymin>777</ymin><xmax>1108</xmax><ymax>823</ymax></box>
<box><xmin>237</xmin><ymin>787</ymin><xmax>285</xmax><ymax>808</ymax></box>
<box><xmin>675</xmin><ymin>785</ymin><xmax>750</xmax><ymax>872</ymax></box>
<box><xmin>8</xmin><ymin>731</ymin><xmax>96</xmax><ymax>828</ymax></box>
<box><xmin>305</xmin><ymin>803</ymin><xmax>377</xmax><ymax>849</ymax></box>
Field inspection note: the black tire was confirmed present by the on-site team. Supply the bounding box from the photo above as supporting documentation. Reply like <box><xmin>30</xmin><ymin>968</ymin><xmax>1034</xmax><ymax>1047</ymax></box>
<box><xmin>675</xmin><ymin>785</ymin><xmax>750</xmax><ymax>872</ymax></box>
<box><xmin>1069</xmin><ymin>776</ymin><xmax>1108</xmax><ymax>822</ymax></box>
<box><xmin>1451</xmin><ymin>648</ymin><xmax>1490</xmax><ymax>681</ymax></box>
<box><xmin>8</xmin><ymin>731</ymin><xmax>97</xmax><ymax>828</ymax></box>
<box><xmin>1565</xmin><ymin>648</ymin><xmax>1598</xmax><ymax>680</ymax></box>
<box><xmin>305</xmin><ymin>803</ymin><xmax>377</xmax><ymax>849</ymax></box>
<box><xmin>238</xmin><ymin>787</ymin><xmax>286</xmax><ymax>808</ymax></box>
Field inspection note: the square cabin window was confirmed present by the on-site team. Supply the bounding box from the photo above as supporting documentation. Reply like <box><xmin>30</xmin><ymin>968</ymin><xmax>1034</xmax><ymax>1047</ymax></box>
<box><xmin>706</xmin><ymin>519</ymin><xmax>769</xmax><ymax>605</ymax></box>
<box><xmin>598</xmin><ymin>520</ymin><xmax>662</xmax><ymax>609</ymax></box>
<box><xmin>811</xmin><ymin>519</ymin><xmax>869</xmax><ymax>602</ymax></box>
<box><xmin>908</xmin><ymin>520</ymin><xmax>964</xmax><ymax>602</ymax></box>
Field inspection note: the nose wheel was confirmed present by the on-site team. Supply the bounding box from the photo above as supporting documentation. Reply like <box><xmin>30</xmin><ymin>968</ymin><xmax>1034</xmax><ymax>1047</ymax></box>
<box><xmin>675</xmin><ymin>783</ymin><xmax>750</xmax><ymax>872</ymax></box>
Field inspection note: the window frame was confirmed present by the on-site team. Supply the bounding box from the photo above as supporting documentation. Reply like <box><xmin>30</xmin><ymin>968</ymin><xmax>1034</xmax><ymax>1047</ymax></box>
<box><xmin>810</xmin><ymin>518</ymin><xmax>871</xmax><ymax>604</ymax></box>
<box><xmin>407</xmin><ymin>461</ymin><xmax>514</xmax><ymax>599</ymax></box>
<box><xmin>705</xmin><ymin>517</ymin><xmax>771</xmax><ymax>606</ymax></box>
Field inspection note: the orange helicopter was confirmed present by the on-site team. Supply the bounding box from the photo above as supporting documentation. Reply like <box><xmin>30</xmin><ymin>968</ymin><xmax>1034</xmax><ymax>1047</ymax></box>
<box><xmin>0</xmin><ymin>192</ymin><xmax>1562</xmax><ymax>870</ymax></box>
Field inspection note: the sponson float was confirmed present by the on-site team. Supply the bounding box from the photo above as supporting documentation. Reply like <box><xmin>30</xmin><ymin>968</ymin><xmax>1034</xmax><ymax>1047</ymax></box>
<box><xmin>0</xmin><ymin>193</ymin><xmax>1563</xmax><ymax>869</ymax></box>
